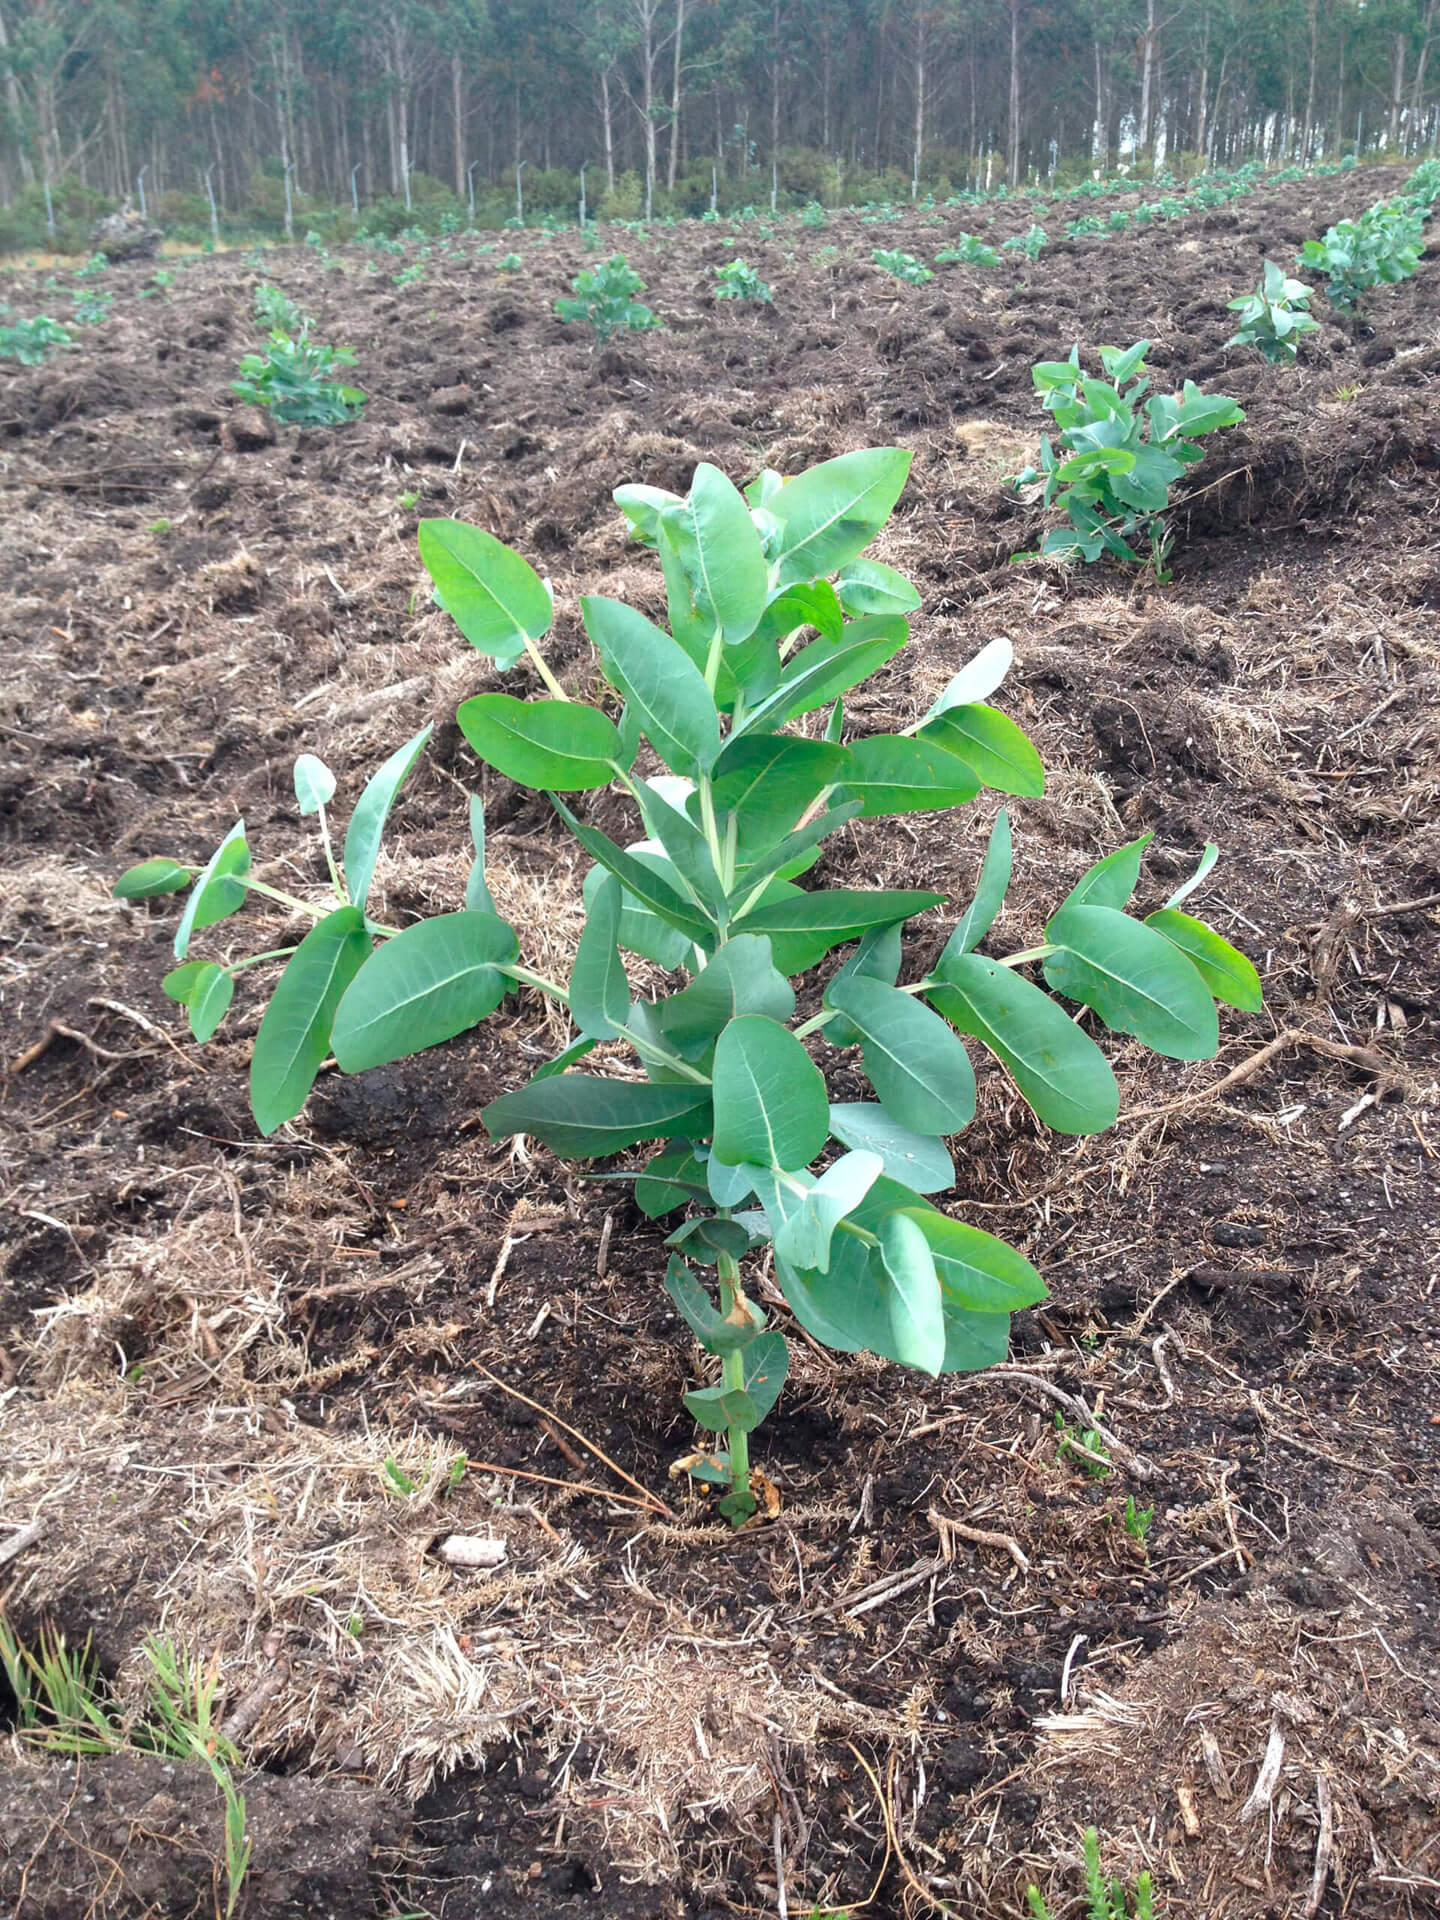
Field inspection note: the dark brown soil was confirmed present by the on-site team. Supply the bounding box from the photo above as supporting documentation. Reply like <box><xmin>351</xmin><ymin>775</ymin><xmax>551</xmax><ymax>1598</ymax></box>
<box><xmin>1</xmin><ymin>169</ymin><xmax>1438</xmax><ymax>1920</ymax></box>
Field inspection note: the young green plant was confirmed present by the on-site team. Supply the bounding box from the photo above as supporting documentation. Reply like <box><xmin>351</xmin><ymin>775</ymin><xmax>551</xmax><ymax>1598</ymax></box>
<box><xmin>1010</xmin><ymin>339</ymin><xmax>1244</xmax><ymax>568</ymax></box>
<box><xmin>117</xmin><ymin>451</ymin><xmax>1259</xmax><ymax>1525</ymax></box>
<box><xmin>555</xmin><ymin>253</ymin><xmax>660</xmax><ymax>339</ymax></box>
<box><xmin>1226</xmin><ymin>260</ymin><xmax>1319</xmax><ymax>364</ymax></box>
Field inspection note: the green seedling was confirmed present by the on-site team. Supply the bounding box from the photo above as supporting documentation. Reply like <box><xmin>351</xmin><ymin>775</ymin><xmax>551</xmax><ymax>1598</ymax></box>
<box><xmin>1010</xmin><ymin>339</ymin><xmax>1244</xmax><ymax>566</ymax></box>
<box><xmin>1026</xmin><ymin>1827</ymin><xmax>1155</xmax><ymax>1919</ymax></box>
<box><xmin>714</xmin><ymin>257</ymin><xmax>772</xmax><ymax>302</ymax></box>
<box><xmin>116</xmin><ymin>450</ymin><xmax>1258</xmax><ymax>1526</ymax></box>
<box><xmin>1124</xmin><ymin>1495</ymin><xmax>1155</xmax><ymax>1543</ymax></box>
<box><xmin>1004</xmin><ymin>225</ymin><xmax>1048</xmax><ymax>260</ymax></box>
<box><xmin>149</xmin><ymin>517</ymin><xmax>172</xmax><ymax>535</ymax></box>
<box><xmin>556</xmin><ymin>253</ymin><xmax>659</xmax><ymax>339</ymax></box>
<box><xmin>1301</xmin><ymin>200</ymin><xmax>1425</xmax><ymax>309</ymax></box>
<box><xmin>383</xmin><ymin>1457</ymin><xmax>420</xmax><ymax>1496</ymax></box>
<box><xmin>394</xmin><ymin>262</ymin><xmax>425</xmax><ymax>287</ymax></box>
<box><xmin>0</xmin><ymin>310</ymin><xmax>71</xmax><ymax>363</ymax></box>
<box><xmin>800</xmin><ymin>201</ymin><xmax>827</xmax><ymax>229</ymax></box>
<box><xmin>253</xmin><ymin>283</ymin><xmax>308</xmax><ymax>334</ymax></box>
<box><xmin>499</xmin><ymin>252</ymin><xmax>523</xmax><ymax>271</ymax></box>
<box><xmin>232</xmin><ymin>331</ymin><xmax>365</xmax><ymax>426</ymax></box>
<box><xmin>1055</xmin><ymin>1412</ymin><xmax>1111</xmax><ymax>1477</ymax></box>
<box><xmin>1066</xmin><ymin>214</ymin><xmax>1106</xmax><ymax>237</ymax></box>
<box><xmin>1226</xmin><ymin>260</ymin><xmax>1319</xmax><ymax>364</ymax></box>
<box><xmin>398</xmin><ymin>490</ymin><xmax>420</xmax><ymax>510</ymax></box>
<box><xmin>873</xmin><ymin>248</ymin><xmax>932</xmax><ymax>283</ymax></box>
<box><xmin>936</xmin><ymin>234</ymin><xmax>999</xmax><ymax>266</ymax></box>
<box><xmin>70</xmin><ymin>288</ymin><xmax>114</xmax><ymax>326</ymax></box>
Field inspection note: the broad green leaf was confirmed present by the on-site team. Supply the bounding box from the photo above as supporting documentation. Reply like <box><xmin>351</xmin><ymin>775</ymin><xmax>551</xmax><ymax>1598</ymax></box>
<box><xmin>174</xmin><ymin>821</ymin><xmax>250</xmax><ymax>959</ymax></box>
<box><xmin>770</xmin><ymin>449</ymin><xmax>913</xmax><ymax>586</ymax></box>
<box><xmin>1163</xmin><ymin>842</ymin><xmax>1219</xmax><ymax>909</ymax></box>
<box><xmin>418</xmin><ymin>520</ymin><xmax>551</xmax><ymax>666</ymax></box>
<box><xmin>634</xmin><ymin>780</ymin><xmax>725</xmax><ymax>910</ymax></box>
<box><xmin>773</xmin><ymin>1149</ymin><xmax>883</xmax><ymax>1274</ymax></box>
<box><xmin>1055</xmin><ymin>834</ymin><xmax>1154</xmax><ymax>915</ymax></box>
<box><xmin>826</xmin><ymin>974</ymin><xmax>976</xmax><ymax>1134</ymax></box>
<box><xmin>827</xmin><ymin>1101</ymin><xmax>954</xmax><ymax>1194</ymax></box>
<box><xmin>712</xmin><ymin>1014</ymin><xmax>828</xmax><ymax>1171</ymax></box>
<box><xmin>928</xmin><ymin>952</ymin><xmax>1119</xmax><ymax>1135</ymax></box>
<box><xmin>554</xmin><ymin>801</ymin><xmax>715</xmax><ymax>946</ymax></box>
<box><xmin>331</xmin><ymin>910</ymin><xmax>516</xmax><ymax>1071</ymax></box>
<box><xmin>903</xmin><ymin>1208</ymin><xmax>1048</xmax><ymax>1314</ymax></box>
<box><xmin>293</xmin><ymin>754</ymin><xmax>336</xmax><ymax>816</ymax></box>
<box><xmin>708</xmin><ymin>736</ymin><xmax>852</xmax><ymax>858</ymax></box>
<box><xmin>162</xmin><ymin>960</ymin><xmax>210</xmax><ymax>1003</ymax></box>
<box><xmin>1044</xmin><ymin>904</ymin><xmax>1219</xmax><ymax>1060</ymax></box>
<box><xmin>343</xmin><ymin>726</ymin><xmax>431</xmax><ymax>916</ymax></box>
<box><xmin>824</xmin><ymin>922</ymin><xmax>903</xmax><ymax>1045</ymax></box>
<box><xmin>613</xmin><ymin>481</ymin><xmax>682</xmax><ymax>546</ymax></box>
<box><xmin>707</xmin><ymin>1155</ymin><xmax>758</xmax><ymax>1208</ymax></box>
<box><xmin>570</xmin><ymin>874</ymin><xmax>630</xmax><ymax>1040</ymax></box>
<box><xmin>187</xmin><ymin>964</ymin><xmax>234</xmax><ymax>1043</ymax></box>
<box><xmin>665</xmin><ymin>1256</ymin><xmax>760</xmax><ymax>1354</ymax></box>
<box><xmin>636</xmin><ymin>1147</ymin><xmax>709</xmax><ymax>1218</ymax></box>
<box><xmin>880</xmin><ymin>1210</ymin><xmax>946</xmax><ymax>1375</ymax></box>
<box><xmin>457</xmin><ymin>696</ymin><xmax>619</xmax><ymax>792</ymax></box>
<box><xmin>922</xmin><ymin>637</ymin><xmax>1014</xmax><ymax>720</ymax></box>
<box><xmin>581</xmin><ymin>596</ymin><xmax>720</xmax><ymax>777</ymax></box>
<box><xmin>756</xmin><ymin>579</ymin><xmax>844</xmax><ymax>647</ymax></box>
<box><xmin>666</xmin><ymin>1214</ymin><xmax>760</xmax><ymax>1265</ymax></box>
<box><xmin>684</xmin><ymin>1331</ymin><xmax>787</xmax><ymax>1433</ymax></box>
<box><xmin>115</xmin><ymin>857</ymin><xmax>193</xmax><ymax>901</ymax></box>
<box><xmin>836</xmin><ymin>558</ymin><xmax>921</xmax><ymax>618</ymax></box>
<box><xmin>739</xmin><ymin>619</ymin><xmax>909</xmax><ymax>734</ymax></box>
<box><xmin>741</xmin><ymin>889</ymin><xmax>943</xmax><ymax>972</ymax></box>
<box><xmin>1145</xmin><ymin>908</ymin><xmax>1263</xmax><ymax>1011</ymax></box>
<box><xmin>837</xmin><ymin>734</ymin><xmax>981</xmax><ymax>817</ymax></box>
<box><xmin>482</xmin><ymin>1075</ymin><xmax>712</xmax><ymax>1158</ymax></box>
<box><xmin>922</xmin><ymin>705</ymin><xmax>1045</xmax><ymax>798</ymax></box>
<box><xmin>776</xmin><ymin>1231</ymin><xmax>893</xmax><ymax>1356</ymax></box>
<box><xmin>531</xmin><ymin>1035</ymin><xmax>599</xmax><ymax>1083</ymax></box>
<box><xmin>939</xmin><ymin>1304</ymin><xmax>1013</xmax><ymax>1373</ymax></box>
<box><xmin>657</xmin><ymin>463</ymin><xmax>769</xmax><ymax>644</ymax></box>
<box><xmin>251</xmin><ymin>907</ymin><xmax>371</xmax><ymax>1135</ymax></box>
<box><xmin>941</xmin><ymin>809</ymin><xmax>1012</xmax><ymax>959</ymax></box>
<box><xmin>655</xmin><ymin>935</ymin><xmax>795</xmax><ymax>1052</ymax></box>
<box><xmin>583</xmin><ymin>856</ymin><xmax>695</xmax><ymax>969</ymax></box>
<box><xmin>466</xmin><ymin>794</ymin><xmax>497</xmax><ymax>915</ymax></box>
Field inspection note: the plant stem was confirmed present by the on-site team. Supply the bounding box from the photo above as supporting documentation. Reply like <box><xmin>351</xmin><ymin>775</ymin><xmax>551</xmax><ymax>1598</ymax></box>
<box><xmin>522</xmin><ymin>632</ymin><xmax>568</xmax><ymax>701</ymax></box>
<box><xmin>227</xmin><ymin>946</ymin><xmax>299</xmax><ymax>974</ymax></box>
<box><xmin>611</xmin><ymin>1023</ymin><xmax>712</xmax><ymax>1085</ymax></box>
<box><xmin>498</xmin><ymin>961</ymin><xmax>571</xmax><ymax>1004</ymax></box>
<box><xmin>314</xmin><ymin>803</ymin><xmax>346</xmax><ymax>905</ymax></box>
<box><xmin>716</xmin><ymin>1249</ymin><xmax>752</xmax><ymax>1514</ymax></box>
<box><xmin>997</xmin><ymin>944</ymin><xmax>1057</xmax><ymax>967</ymax></box>
<box><xmin>703</xmin><ymin>625</ymin><xmax>724</xmax><ymax>696</ymax></box>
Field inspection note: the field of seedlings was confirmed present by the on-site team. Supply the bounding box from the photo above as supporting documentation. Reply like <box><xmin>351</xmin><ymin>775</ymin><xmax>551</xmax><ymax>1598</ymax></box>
<box><xmin>1</xmin><ymin>163</ymin><xmax>1438</xmax><ymax>1920</ymax></box>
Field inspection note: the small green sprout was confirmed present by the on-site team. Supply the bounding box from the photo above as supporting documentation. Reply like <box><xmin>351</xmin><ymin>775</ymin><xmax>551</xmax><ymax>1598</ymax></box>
<box><xmin>1124</xmin><ymin>1496</ymin><xmax>1155</xmax><ymax>1543</ymax></box>
<box><xmin>713</xmin><ymin>257</ymin><xmax>772</xmax><ymax>302</ymax></box>
<box><xmin>1227</xmin><ymin>260</ymin><xmax>1320</xmax><ymax>363</ymax></box>
<box><xmin>873</xmin><ymin>247</ymin><xmax>932</xmax><ymax>284</ymax></box>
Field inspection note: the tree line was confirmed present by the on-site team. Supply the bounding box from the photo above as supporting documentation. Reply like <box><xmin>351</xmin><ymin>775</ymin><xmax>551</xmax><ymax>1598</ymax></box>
<box><xmin>2</xmin><ymin>0</ymin><xmax>1438</xmax><ymax>232</ymax></box>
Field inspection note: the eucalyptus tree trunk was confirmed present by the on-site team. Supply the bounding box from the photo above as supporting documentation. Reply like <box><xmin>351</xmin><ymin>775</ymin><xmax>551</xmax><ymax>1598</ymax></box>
<box><xmin>1389</xmin><ymin>31</ymin><xmax>1407</xmax><ymax>150</ymax></box>
<box><xmin>667</xmin><ymin>0</ymin><xmax>684</xmax><ymax>190</ymax></box>
<box><xmin>1138</xmin><ymin>0</ymin><xmax>1158</xmax><ymax>160</ymax></box>
<box><xmin>1301</xmin><ymin>0</ymin><xmax>1317</xmax><ymax>159</ymax></box>
<box><xmin>601</xmin><ymin>67</ymin><xmax>615</xmax><ymax>190</ymax></box>
<box><xmin>1007</xmin><ymin>0</ymin><xmax>1021</xmax><ymax>181</ymax></box>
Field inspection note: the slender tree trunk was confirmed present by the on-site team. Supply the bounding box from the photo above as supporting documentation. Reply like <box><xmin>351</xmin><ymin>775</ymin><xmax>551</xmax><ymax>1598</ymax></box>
<box><xmin>770</xmin><ymin>0</ymin><xmax>781</xmax><ymax>170</ymax></box>
<box><xmin>1008</xmin><ymin>0</ymin><xmax>1021</xmax><ymax>182</ymax></box>
<box><xmin>1301</xmin><ymin>0</ymin><xmax>1318</xmax><ymax>160</ymax></box>
<box><xmin>0</xmin><ymin>7</ymin><xmax>35</xmax><ymax>188</ymax></box>
<box><xmin>452</xmin><ymin>52</ymin><xmax>464</xmax><ymax>196</ymax></box>
<box><xmin>667</xmin><ymin>0</ymin><xmax>685</xmax><ymax>190</ymax></box>
<box><xmin>1390</xmin><ymin>32</ymin><xmax>1407</xmax><ymax>150</ymax></box>
<box><xmin>1412</xmin><ymin>0</ymin><xmax>1437</xmax><ymax>140</ymax></box>
<box><xmin>1139</xmin><ymin>0</ymin><xmax>1157</xmax><ymax>160</ymax></box>
<box><xmin>601</xmin><ymin>68</ymin><xmax>616</xmax><ymax>190</ymax></box>
<box><xmin>912</xmin><ymin>10</ymin><xmax>925</xmax><ymax>197</ymax></box>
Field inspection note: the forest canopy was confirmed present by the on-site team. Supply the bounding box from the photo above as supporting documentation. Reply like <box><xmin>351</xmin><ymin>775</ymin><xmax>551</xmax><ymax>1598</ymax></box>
<box><xmin>1</xmin><ymin>0</ymin><xmax>1437</xmax><ymax>246</ymax></box>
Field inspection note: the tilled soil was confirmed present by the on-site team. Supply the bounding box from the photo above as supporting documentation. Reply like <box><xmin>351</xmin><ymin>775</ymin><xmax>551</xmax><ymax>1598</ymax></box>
<box><xmin>1</xmin><ymin>169</ymin><xmax>1438</xmax><ymax>1919</ymax></box>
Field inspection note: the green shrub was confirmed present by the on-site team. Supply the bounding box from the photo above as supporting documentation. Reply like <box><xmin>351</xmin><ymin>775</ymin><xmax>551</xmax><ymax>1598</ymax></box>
<box><xmin>873</xmin><ymin>247</ymin><xmax>932</xmax><ymax>283</ymax></box>
<box><xmin>936</xmin><ymin>233</ymin><xmax>999</xmax><ymax>266</ymax></box>
<box><xmin>1226</xmin><ymin>260</ymin><xmax>1319</xmax><ymax>363</ymax></box>
<box><xmin>1301</xmin><ymin>200</ymin><xmax>1425</xmax><ymax>309</ymax></box>
<box><xmin>0</xmin><ymin>310</ymin><xmax>72</xmax><ymax>363</ymax></box>
<box><xmin>253</xmin><ymin>284</ymin><xmax>308</xmax><ymax>334</ymax></box>
<box><xmin>1026</xmin><ymin>1828</ymin><xmax>1155</xmax><ymax>1920</ymax></box>
<box><xmin>555</xmin><ymin>254</ymin><xmax>660</xmax><ymax>339</ymax></box>
<box><xmin>1003</xmin><ymin>225</ymin><xmax>1048</xmax><ymax>259</ymax></box>
<box><xmin>713</xmin><ymin>257</ymin><xmax>772</xmax><ymax>301</ymax></box>
<box><xmin>116</xmin><ymin>449</ymin><xmax>1257</xmax><ymax>1524</ymax></box>
<box><xmin>800</xmin><ymin>201</ymin><xmax>827</xmax><ymax>228</ymax></box>
<box><xmin>232</xmin><ymin>331</ymin><xmax>365</xmax><ymax>425</ymax></box>
<box><xmin>1011</xmin><ymin>339</ymin><xmax>1244</xmax><ymax>568</ymax></box>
